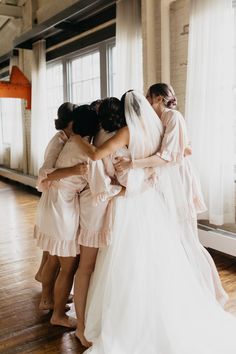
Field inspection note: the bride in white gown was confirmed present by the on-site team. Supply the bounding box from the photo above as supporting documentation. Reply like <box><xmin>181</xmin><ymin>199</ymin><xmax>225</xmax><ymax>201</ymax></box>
<box><xmin>76</xmin><ymin>90</ymin><xmax>236</xmax><ymax>354</ymax></box>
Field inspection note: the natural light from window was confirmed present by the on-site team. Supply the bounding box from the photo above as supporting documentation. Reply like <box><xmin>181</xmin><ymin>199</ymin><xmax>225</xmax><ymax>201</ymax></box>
<box><xmin>46</xmin><ymin>62</ymin><xmax>64</xmax><ymax>138</ymax></box>
<box><xmin>70</xmin><ymin>51</ymin><xmax>101</xmax><ymax>105</ymax></box>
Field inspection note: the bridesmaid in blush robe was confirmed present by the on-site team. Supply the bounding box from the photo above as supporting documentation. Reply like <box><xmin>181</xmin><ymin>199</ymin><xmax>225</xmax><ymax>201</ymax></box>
<box><xmin>34</xmin><ymin>105</ymin><xmax>99</xmax><ymax>328</ymax></box>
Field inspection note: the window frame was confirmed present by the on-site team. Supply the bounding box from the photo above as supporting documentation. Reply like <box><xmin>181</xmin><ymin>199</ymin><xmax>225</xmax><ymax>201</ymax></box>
<box><xmin>46</xmin><ymin>37</ymin><xmax>116</xmax><ymax>103</ymax></box>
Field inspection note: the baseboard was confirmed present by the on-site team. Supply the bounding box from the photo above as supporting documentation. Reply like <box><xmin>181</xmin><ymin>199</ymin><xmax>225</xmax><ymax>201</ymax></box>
<box><xmin>198</xmin><ymin>225</ymin><xmax>236</xmax><ymax>257</ymax></box>
<box><xmin>0</xmin><ymin>167</ymin><xmax>37</xmax><ymax>188</ymax></box>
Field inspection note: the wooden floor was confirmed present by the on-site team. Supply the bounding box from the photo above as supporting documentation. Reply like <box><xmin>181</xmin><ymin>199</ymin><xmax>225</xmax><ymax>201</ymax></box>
<box><xmin>0</xmin><ymin>177</ymin><xmax>236</xmax><ymax>354</ymax></box>
<box><xmin>0</xmin><ymin>178</ymin><xmax>84</xmax><ymax>354</ymax></box>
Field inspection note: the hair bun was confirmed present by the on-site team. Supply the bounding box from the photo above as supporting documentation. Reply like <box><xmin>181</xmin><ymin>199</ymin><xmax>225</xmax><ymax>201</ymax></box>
<box><xmin>54</xmin><ymin>118</ymin><xmax>65</xmax><ymax>130</ymax></box>
<box><xmin>54</xmin><ymin>102</ymin><xmax>78</xmax><ymax>130</ymax></box>
<box><xmin>57</xmin><ymin>102</ymin><xmax>77</xmax><ymax>120</ymax></box>
<box><xmin>167</xmin><ymin>97</ymin><xmax>177</xmax><ymax>109</ymax></box>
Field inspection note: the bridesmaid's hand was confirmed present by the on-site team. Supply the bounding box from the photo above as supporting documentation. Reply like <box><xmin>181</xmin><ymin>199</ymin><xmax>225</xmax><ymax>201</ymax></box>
<box><xmin>117</xmin><ymin>186</ymin><xmax>126</xmax><ymax>197</ymax></box>
<box><xmin>114</xmin><ymin>157</ymin><xmax>132</xmax><ymax>172</ymax></box>
<box><xmin>184</xmin><ymin>146</ymin><xmax>192</xmax><ymax>156</ymax></box>
<box><xmin>72</xmin><ymin>162</ymin><xmax>88</xmax><ymax>175</ymax></box>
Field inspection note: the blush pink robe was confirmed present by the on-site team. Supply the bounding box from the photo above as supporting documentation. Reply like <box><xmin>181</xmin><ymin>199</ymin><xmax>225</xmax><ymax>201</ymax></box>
<box><xmin>37</xmin><ymin>130</ymin><xmax>68</xmax><ymax>192</ymax></box>
<box><xmin>156</xmin><ymin>109</ymin><xmax>228</xmax><ymax>306</ymax></box>
<box><xmin>78</xmin><ymin>129</ymin><xmax>129</xmax><ymax>248</ymax></box>
<box><xmin>158</xmin><ymin>109</ymin><xmax>207</xmax><ymax>217</ymax></box>
<box><xmin>35</xmin><ymin>134</ymin><xmax>122</xmax><ymax>255</ymax></box>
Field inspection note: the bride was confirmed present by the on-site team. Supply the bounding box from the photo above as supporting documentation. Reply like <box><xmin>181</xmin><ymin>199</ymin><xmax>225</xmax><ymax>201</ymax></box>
<box><xmin>75</xmin><ymin>90</ymin><xmax>236</xmax><ymax>354</ymax></box>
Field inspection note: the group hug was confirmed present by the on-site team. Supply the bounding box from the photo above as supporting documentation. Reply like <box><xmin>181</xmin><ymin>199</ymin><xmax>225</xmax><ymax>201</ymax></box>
<box><xmin>33</xmin><ymin>83</ymin><xmax>236</xmax><ymax>354</ymax></box>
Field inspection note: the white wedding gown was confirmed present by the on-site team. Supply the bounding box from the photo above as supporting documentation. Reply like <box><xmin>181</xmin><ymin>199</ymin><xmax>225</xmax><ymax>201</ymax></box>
<box><xmin>83</xmin><ymin>91</ymin><xmax>236</xmax><ymax>354</ymax></box>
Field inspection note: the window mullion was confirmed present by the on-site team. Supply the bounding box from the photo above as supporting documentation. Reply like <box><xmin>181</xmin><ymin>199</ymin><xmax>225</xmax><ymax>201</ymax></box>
<box><xmin>100</xmin><ymin>42</ymin><xmax>108</xmax><ymax>99</ymax></box>
<box><xmin>63</xmin><ymin>58</ymin><xmax>69</xmax><ymax>101</ymax></box>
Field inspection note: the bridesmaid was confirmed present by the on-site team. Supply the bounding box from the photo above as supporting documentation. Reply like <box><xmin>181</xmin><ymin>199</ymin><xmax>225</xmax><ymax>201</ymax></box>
<box><xmin>46</xmin><ymin>98</ymin><xmax>128</xmax><ymax>345</ymax></box>
<box><xmin>34</xmin><ymin>105</ymin><xmax>99</xmax><ymax>328</ymax></box>
<box><xmin>74</xmin><ymin>97</ymin><xmax>129</xmax><ymax>347</ymax></box>
<box><xmin>35</xmin><ymin>102</ymin><xmax>82</xmax><ymax>289</ymax></box>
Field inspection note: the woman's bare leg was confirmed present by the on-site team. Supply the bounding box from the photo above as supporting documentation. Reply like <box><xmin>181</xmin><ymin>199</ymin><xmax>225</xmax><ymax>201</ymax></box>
<box><xmin>39</xmin><ymin>255</ymin><xmax>60</xmax><ymax>310</ymax></box>
<box><xmin>74</xmin><ymin>246</ymin><xmax>98</xmax><ymax>347</ymax></box>
<box><xmin>50</xmin><ymin>256</ymin><xmax>79</xmax><ymax>328</ymax></box>
<box><xmin>35</xmin><ymin>251</ymin><xmax>49</xmax><ymax>282</ymax></box>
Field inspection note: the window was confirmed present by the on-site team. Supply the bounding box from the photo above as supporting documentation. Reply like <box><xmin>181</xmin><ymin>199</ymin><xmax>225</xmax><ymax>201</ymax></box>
<box><xmin>46</xmin><ymin>39</ymin><xmax>116</xmax><ymax>133</ymax></box>
<box><xmin>107</xmin><ymin>44</ymin><xmax>117</xmax><ymax>96</ymax></box>
<box><xmin>46</xmin><ymin>62</ymin><xmax>64</xmax><ymax>137</ymax></box>
<box><xmin>70</xmin><ymin>51</ymin><xmax>101</xmax><ymax>104</ymax></box>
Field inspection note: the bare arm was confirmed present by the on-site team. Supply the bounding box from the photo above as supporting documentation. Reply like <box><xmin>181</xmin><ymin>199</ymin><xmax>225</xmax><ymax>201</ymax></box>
<box><xmin>73</xmin><ymin>127</ymin><xmax>129</xmax><ymax>161</ymax></box>
<box><xmin>45</xmin><ymin>163</ymin><xmax>88</xmax><ymax>181</ymax></box>
<box><xmin>115</xmin><ymin>114</ymin><xmax>192</xmax><ymax>172</ymax></box>
<box><xmin>132</xmin><ymin>155</ymin><xmax>168</xmax><ymax>168</ymax></box>
<box><xmin>114</xmin><ymin>154</ymin><xmax>168</xmax><ymax>172</ymax></box>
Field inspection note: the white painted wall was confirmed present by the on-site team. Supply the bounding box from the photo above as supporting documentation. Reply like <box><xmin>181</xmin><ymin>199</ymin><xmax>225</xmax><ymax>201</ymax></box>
<box><xmin>37</xmin><ymin>0</ymin><xmax>79</xmax><ymax>23</ymax></box>
<box><xmin>0</xmin><ymin>18</ymin><xmax>22</xmax><ymax>57</ymax></box>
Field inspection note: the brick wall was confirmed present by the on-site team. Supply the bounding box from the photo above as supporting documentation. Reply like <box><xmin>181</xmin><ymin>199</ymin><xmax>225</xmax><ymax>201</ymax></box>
<box><xmin>142</xmin><ymin>0</ymin><xmax>190</xmax><ymax>114</ymax></box>
<box><xmin>170</xmin><ymin>0</ymin><xmax>190</xmax><ymax>115</ymax></box>
<box><xmin>141</xmin><ymin>0</ymin><xmax>162</xmax><ymax>93</ymax></box>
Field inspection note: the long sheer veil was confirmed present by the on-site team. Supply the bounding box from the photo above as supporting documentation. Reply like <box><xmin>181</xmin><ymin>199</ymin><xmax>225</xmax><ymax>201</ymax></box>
<box><xmin>124</xmin><ymin>90</ymin><xmax>164</xmax><ymax>196</ymax></box>
<box><xmin>124</xmin><ymin>90</ymin><xmax>188</xmax><ymax>221</ymax></box>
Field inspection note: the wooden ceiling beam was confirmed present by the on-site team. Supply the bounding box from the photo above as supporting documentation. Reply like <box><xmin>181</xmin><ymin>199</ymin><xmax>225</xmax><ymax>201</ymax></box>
<box><xmin>0</xmin><ymin>4</ymin><xmax>22</xmax><ymax>18</ymax></box>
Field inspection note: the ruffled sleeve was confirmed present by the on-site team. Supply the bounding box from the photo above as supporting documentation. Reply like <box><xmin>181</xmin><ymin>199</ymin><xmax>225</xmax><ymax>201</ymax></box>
<box><xmin>36</xmin><ymin>131</ymin><xmax>68</xmax><ymax>192</ymax></box>
<box><xmin>88</xmin><ymin>160</ymin><xmax>122</xmax><ymax>205</ymax></box>
<box><xmin>157</xmin><ymin>110</ymin><xmax>188</xmax><ymax>163</ymax></box>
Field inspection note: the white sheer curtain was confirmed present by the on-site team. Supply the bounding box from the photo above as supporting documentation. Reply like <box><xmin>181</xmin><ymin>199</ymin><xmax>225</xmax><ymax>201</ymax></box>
<box><xmin>115</xmin><ymin>0</ymin><xmax>143</xmax><ymax>97</ymax></box>
<box><xmin>9</xmin><ymin>99</ymin><xmax>24</xmax><ymax>170</ymax></box>
<box><xmin>8</xmin><ymin>55</ymin><xmax>24</xmax><ymax>170</ymax></box>
<box><xmin>30</xmin><ymin>39</ymin><xmax>48</xmax><ymax>176</ymax></box>
<box><xmin>0</xmin><ymin>102</ymin><xmax>4</xmax><ymax>165</ymax></box>
<box><xmin>0</xmin><ymin>97</ymin><xmax>24</xmax><ymax>170</ymax></box>
<box><xmin>185</xmin><ymin>0</ymin><xmax>235</xmax><ymax>225</ymax></box>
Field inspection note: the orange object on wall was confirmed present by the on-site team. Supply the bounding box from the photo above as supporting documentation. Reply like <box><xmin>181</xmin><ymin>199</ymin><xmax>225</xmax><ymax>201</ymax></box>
<box><xmin>0</xmin><ymin>66</ymin><xmax>31</xmax><ymax>109</ymax></box>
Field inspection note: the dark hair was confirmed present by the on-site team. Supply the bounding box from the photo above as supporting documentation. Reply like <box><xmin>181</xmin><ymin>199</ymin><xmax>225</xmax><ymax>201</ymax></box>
<box><xmin>98</xmin><ymin>97</ymin><xmax>126</xmax><ymax>133</ymax></box>
<box><xmin>54</xmin><ymin>102</ymin><xmax>78</xmax><ymax>130</ymax></box>
<box><xmin>148</xmin><ymin>83</ymin><xmax>177</xmax><ymax>109</ymax></box>
<box><xmin>90</xmin><ymin>99</ymin><xmax>103</xmax><ymax>113</ymax></box>
<box><xmin>72</xmin><ymin>105</ymin><xmax>99</xmax><ymax>138</ymax></box>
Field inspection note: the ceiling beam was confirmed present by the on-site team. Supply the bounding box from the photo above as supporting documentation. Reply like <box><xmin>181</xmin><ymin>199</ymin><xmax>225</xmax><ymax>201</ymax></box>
<box><xmin>0</xmin><ymin>4</ymin><xmax>23</xmax><ymax>18</ymax></box>
<box><xmin>14</xmin><ymin>0</ymin><xmax>115</xmax><ymax>49</ymax></box>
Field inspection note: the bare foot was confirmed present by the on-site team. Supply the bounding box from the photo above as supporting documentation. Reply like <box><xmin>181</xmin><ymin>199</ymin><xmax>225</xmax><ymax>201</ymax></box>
<box><xmin>75</xmin><ymin>328</ymin><xmax>92</xmax><ymax>348</ymax></box>
<box><xmin>50</xmin><ymin>315</ymin><xmax>77</xmax><ymax>329</ymax></box>
<box><xmin>39</xmin><ymin>299</ymin><xmax>54</xmax><ymax>310</ymax></box>
<box><xmin>35</xmin><ymin>272</ymin><xmax>42</xmax><ymax>283</ymax></box>
<box><xmin>39</xmin><ymin>300</ymin><xmax>70</xmax><ymax>312</ymax></box>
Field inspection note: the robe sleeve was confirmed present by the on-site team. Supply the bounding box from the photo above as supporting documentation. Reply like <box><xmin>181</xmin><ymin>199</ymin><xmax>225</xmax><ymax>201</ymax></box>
<box><xmin>88</xmin><ymin>160</ymin><xmax>122</xmax><ymax>205</ymax></box>
<box><xmin>36</xmin><ymin>132</ymin><xmax>67</xmax><ymax>192</ymax></box>
<box><xmin>157</xmin><ymin>110</ymin><xmax>187</xmax><ymax>163</ymax></box>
